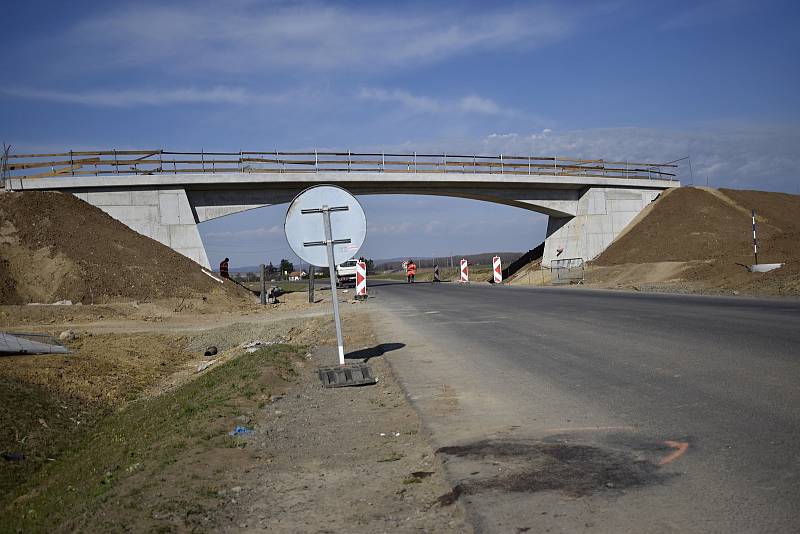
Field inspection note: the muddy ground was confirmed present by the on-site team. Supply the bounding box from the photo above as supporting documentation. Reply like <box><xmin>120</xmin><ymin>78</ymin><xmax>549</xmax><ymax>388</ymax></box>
<box><xmin>0</xmin><ymin>290</ymin><xmax>468</xmax><ymax>533</ymax></box>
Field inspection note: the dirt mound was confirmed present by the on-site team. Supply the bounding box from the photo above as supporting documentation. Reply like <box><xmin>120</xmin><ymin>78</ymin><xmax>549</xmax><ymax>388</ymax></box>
<box><xmin>0</xmin><ymin>191</ymin><xmax>244</xmax><ymax>304</ymax></box>
<box><xmin>592</xmin><ymin>187</ymin><xmax>800</xmax><ymax>295</ymax></box>
<box><xmin>595</xmin><ymin>187</ymin><xmax>800</xmax><ymax>265</ymax></box>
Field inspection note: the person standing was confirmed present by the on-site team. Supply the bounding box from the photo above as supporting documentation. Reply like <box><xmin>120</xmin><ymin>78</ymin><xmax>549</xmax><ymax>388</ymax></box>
<box><xmin>406</xmin><ymin>259</ymin><xmax>417</xmax><ymax>283</ymax></box>
<box><xmin>433</xmin><ymin>264</ymin><xmax>440</xmax><ymax>283</ymax></box>
<box><xmin>219</xmin><ymin>257</ymin><xmax>230</xmax><ymax>279</ymax></box>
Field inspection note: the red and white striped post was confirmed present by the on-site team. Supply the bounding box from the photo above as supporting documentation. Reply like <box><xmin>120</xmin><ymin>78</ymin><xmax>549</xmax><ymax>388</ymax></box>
<box><xmin>356</xmin><ymin>260</ymin><xmax>367</xmax><ymax>300</ymax></box>
<box><xmin>751</xmin><ymin>209</ymin><xmax>758</xmax><ymax>265</ymax></box>
<box><xmin>492</xmin><ymin>255</ymin><xmax>502</xmax><ymax>284</ymax></box>
<box><xmin>460</xmin><ymin>258</ymin><xmax>469</xmax><ymax>283</ymax></box>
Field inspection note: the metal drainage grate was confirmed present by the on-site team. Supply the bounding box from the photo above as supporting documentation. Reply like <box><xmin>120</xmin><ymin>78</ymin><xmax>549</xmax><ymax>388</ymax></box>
<box><xmin>317</xmin><ymin>363</ymin><xmax>377</xmax><ymax>388</ymax></box>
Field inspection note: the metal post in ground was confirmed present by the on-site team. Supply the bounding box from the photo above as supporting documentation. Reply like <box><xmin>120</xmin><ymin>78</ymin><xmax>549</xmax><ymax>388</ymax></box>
<box><xmin>322</xmin><ymin>207</ymin><xmax>346</xmax><ymax>365</ymax></box>
<box><xmin>260</xmin><ymin>264</ymin><xmax>266</xmax><ymax>305</ymax></box>
<box><xmin>752</xmin><ymin>209</ymin><xmax>758</xmax><ymax>265</ymax></box>
<box><xmin>308</xmin><ymin>265</ymin><xmax>315</xmax><ymax>303</ymax></box>
<box><xmin>0</xmin><ymin>144</ymin><xmax>10</xmax><ymax>189</ymax></box>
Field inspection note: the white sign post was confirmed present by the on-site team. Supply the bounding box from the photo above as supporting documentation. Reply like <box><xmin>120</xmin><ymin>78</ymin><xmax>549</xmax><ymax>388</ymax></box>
<box><xmin>356</xmin><ymin>261</ymin><xmax>367</xmax><ymax>299</ymax></box>
<box><xmin>285</xmin><ymin>185</ymin><xmax>366</xmax><ymax>366</ymax></box>
<box><xmin>460</xmin><ymin>258</ymin><xmax>469</xmax><ymax>283</ymax></box>
<box><xmin>493</xmin><ymin>255</ymin><xmax>502</xmax><ymax>284</ymax></box>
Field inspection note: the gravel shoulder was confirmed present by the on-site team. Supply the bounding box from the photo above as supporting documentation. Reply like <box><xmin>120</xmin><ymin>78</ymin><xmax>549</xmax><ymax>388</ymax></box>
<box><xmin>221</xmin><ymin>335</ymin><xmax>469</xmax><ymax>533</ymax></box>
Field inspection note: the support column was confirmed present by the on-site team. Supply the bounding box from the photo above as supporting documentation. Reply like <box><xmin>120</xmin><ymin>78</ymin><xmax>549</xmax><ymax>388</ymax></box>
<box><xmin>542</xmin><ymin>187</ymin><xmax>663</xmax><ymax>266</ymax></box>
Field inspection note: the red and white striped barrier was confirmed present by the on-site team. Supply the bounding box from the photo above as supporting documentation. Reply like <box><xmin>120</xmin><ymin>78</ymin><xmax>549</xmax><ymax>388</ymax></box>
<box><xmin>493</xmin><ymin>255</ymin><xmax>502</xmax><ymax>284</ymax></box>
<box><xmin>751</xmin><ymin>209</ymin><xmax>758</xmax><ymax>265</ymax></box>
<box><xmin>356</xmin><ymin>260</ymin><xmax>367</xmax><ymax>298</ymax></box>
<box><xmin>460</xmin><ymin>258</ymin><xmax>469</xmax><ymax>283</ymax></box>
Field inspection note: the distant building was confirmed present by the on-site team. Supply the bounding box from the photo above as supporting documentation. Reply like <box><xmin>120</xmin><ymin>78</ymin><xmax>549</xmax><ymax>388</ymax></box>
<box><xmin>288</xmin><ymin>271</ymin><xmax>307</xmax><ymax>281</ymax></box>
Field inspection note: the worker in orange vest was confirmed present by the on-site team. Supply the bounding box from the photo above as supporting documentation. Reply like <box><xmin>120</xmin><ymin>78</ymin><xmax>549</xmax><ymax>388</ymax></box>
<box><xmin>406</xmin><ymin>259</ymin><xmax>417</xmax><ymax>283</ymax></box>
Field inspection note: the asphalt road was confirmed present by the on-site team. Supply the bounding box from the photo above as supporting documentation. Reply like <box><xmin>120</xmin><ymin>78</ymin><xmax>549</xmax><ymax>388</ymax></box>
<box><xmin>365</xmin><ymin>282</ymin><xmax>800</xmax><ymax>533</ymax></box>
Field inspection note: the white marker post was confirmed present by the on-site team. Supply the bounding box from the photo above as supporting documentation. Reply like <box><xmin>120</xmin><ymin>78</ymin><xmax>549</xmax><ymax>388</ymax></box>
<box><xmin>460</xmin><ymin>258</ymin><xmax>469</xmax><ymax>283</ymax></box>
<box><xmin>493</xmin><ymin>255</ymin><xmax>502</xmax><ymax>284</ymax></box>
<box><xmin>752</xmin><ymin>208</ymin><xmax>758</xmax><ymax>265</ymax></box>
<box><xmin>356</xmin><ymin>260</ymin><xmax>367</xmax><ymax>299</ymax></box>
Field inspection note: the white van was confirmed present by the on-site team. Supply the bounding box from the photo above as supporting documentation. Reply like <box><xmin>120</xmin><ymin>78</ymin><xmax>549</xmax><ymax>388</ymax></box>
<box><xmin>335</xmin><ymin>260</ymin><xmax>358</xmax><ymax>287</ymax></box>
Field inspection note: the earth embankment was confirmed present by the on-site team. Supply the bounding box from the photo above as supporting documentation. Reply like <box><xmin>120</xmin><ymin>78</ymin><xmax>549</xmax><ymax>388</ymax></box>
<box><xmin>589</xmin><ymin>187</ymin><xmax>800</xmax><ymax>295</ymax></box>
<box><xmin>0</xmin><ymin>191</ymin><xmax>244</xmax><ymax>304</ymax></box>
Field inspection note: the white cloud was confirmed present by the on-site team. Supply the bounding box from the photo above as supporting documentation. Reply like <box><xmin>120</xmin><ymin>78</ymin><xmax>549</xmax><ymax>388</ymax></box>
<box><xmin>477</xmin><ymin>125</ymin><xmax>800</xmax><ymax>192</ymax></box>
<box><xmin>0</xmin><ymin>86</ymin><xmax>301</xmax><ymax>107</ymax></box>
<box><xmin>60</xmin><ymin>2</ymin><xmax>572</xmax><ymax>72</ymax></box>
<box><xmin>357</xmin><ymin>88</ymin><xmax>441</xmax><ymax>114</ymax></box>
<box><xmin>458</xmin><ymin>95</ymin><xmax>502</xmax><ymax>115</ymax></box>
<box><xmin>358</xmin><ymin>87</ymin><xmax>515</xmax><ymax>116</ymax></box>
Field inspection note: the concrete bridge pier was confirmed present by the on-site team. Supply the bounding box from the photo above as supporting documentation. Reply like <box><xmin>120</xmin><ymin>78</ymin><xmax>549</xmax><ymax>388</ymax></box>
<box><xmin>541</xmin><ymin>187</ymin><xmax>661</xmax><ymax>266</ymax></box>
<box><xmin>72</xmin><ymin>187</ymin><xmax>210</xmax><ymax>268</ymax></box>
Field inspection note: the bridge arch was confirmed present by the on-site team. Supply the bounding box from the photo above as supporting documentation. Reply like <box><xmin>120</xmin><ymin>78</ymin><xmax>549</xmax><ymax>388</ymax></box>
<box><xmin>187</xmin><ymin>185</ymin><xmax>580</xmax><ymax>223</ymax></box>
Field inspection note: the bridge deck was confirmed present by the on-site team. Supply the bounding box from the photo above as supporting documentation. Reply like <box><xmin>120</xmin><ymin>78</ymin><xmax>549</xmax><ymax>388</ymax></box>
<box><xmin>6</xmin><ymin>171</ymin><xmax>676</xmax><ymax>193</ymax></box>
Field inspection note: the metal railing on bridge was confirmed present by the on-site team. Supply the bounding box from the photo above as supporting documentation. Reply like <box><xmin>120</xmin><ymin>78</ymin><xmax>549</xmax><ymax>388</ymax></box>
<box><xmin>2</xmin><ymin>149</ymin><xmax>677</xmax><ymax>181</ymax></box>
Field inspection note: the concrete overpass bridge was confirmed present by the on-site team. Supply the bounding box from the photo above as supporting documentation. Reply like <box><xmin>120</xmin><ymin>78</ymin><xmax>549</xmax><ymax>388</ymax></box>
<box><xmin>2</xmin><ymin>150</ymin><xmax>679</xmax><ymax>269</ymax></box>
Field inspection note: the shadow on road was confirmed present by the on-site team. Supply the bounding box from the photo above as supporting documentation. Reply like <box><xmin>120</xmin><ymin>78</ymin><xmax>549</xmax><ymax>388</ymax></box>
<box><xmin>345</xmin><ymin>342</ymin><xmax>406</xmax><ymax>362</ymax></box>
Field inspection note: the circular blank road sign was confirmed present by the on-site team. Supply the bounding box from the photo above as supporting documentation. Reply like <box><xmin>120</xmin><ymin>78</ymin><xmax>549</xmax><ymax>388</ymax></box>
<box><xmin>284</xmin><ymin>185</ymin><xmax>367</xmax><ymax>267</ymax></box>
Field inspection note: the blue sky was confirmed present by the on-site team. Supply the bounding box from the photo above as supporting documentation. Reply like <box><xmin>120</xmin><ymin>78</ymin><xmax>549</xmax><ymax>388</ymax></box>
<box><xmin>2</xmin><ymin>0</ymin><xmax>799</xmax><ymax>267</ymax></box>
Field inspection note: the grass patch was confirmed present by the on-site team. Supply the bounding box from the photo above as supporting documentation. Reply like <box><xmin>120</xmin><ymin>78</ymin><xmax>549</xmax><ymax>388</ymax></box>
<box><xmin>1</xmin><ymin>344</ymin><xmax>304</xmax><ymax>533</ymax></box>
<box><xmin>0</xmin><ymin>376</ymin><xmax>99</xmax><ymax>503</ymax></box>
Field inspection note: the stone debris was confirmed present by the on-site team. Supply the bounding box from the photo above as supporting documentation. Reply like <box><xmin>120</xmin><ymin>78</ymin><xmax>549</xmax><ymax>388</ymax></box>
<box><xmin>59</xmin><ymin>330</ymin><xmax>77</xmax><ymax>341</ymax></box>
<box><xmin>197</xmin><ymin>359</ymin><xmax>217</xmax><ymax>372</ymax></box>
<box><xmin>239</xmin><ymin>340</ymin><xmax>279</xmax><ymax>353</ymax></box>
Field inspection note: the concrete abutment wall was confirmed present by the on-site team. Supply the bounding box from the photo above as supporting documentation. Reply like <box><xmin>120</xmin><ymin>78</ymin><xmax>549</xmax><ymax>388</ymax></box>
<box><xmin>542</xmin><ymin>187</ymin><xmax>661</xmax><ymax>266</ymax></box>
<box><xmin>72</xmin><ymin>188</ymin><xmax>210</xmax><ymax>268</ymax></box>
